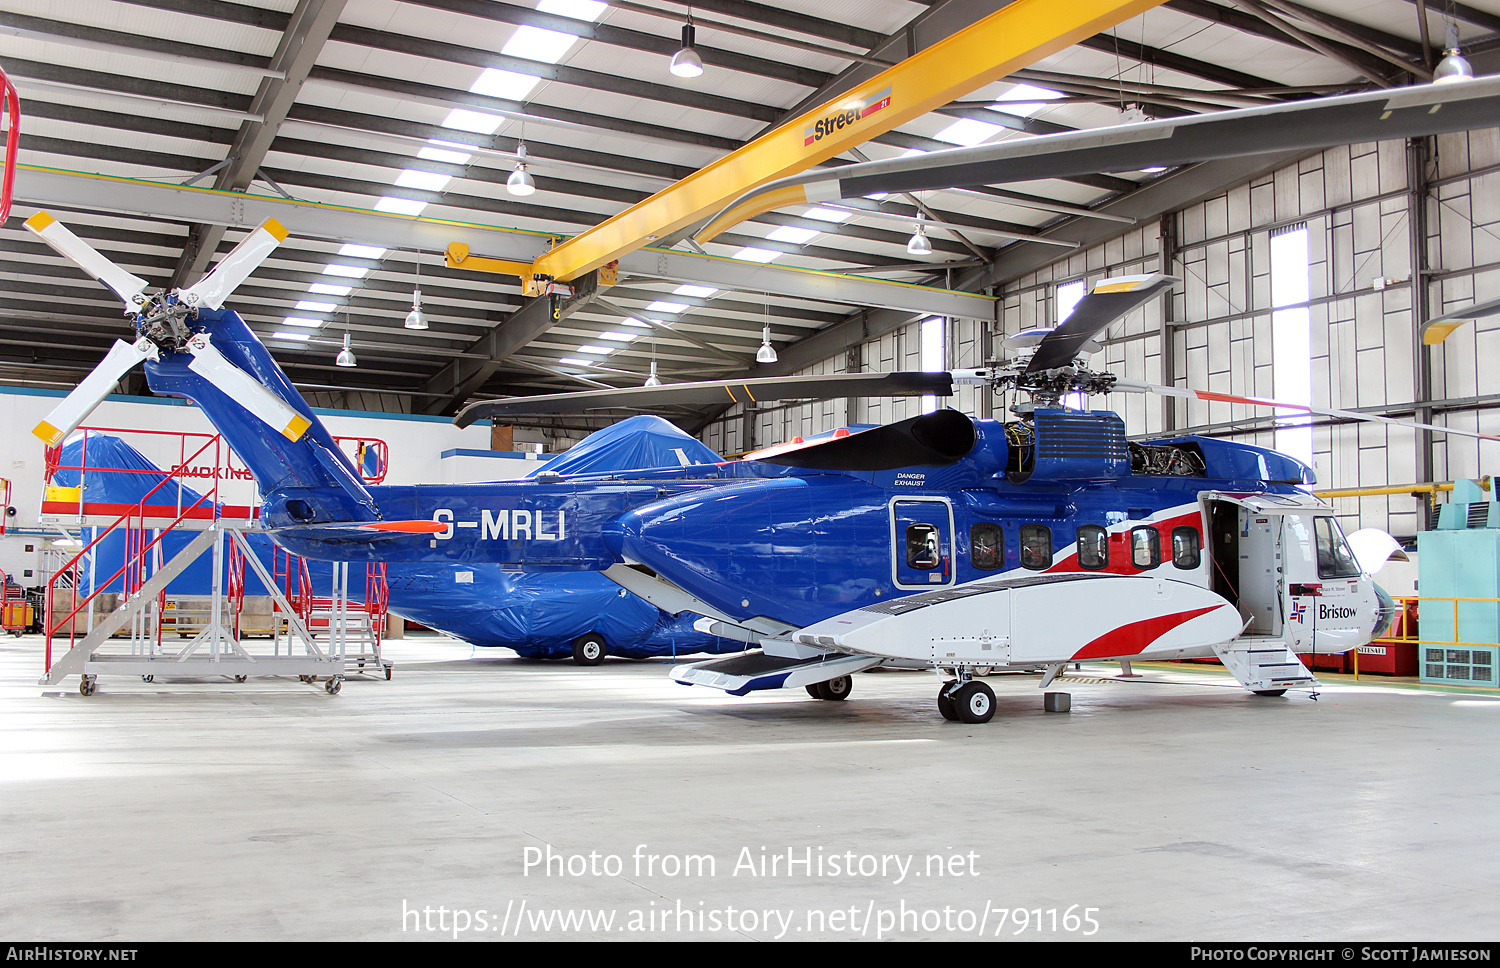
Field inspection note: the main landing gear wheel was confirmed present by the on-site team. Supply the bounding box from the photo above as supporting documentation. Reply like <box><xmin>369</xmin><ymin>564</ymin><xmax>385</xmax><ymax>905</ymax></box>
<box><xmin>807</xmin><ymin>676</ymin><xmax>852</xmax><ymax>701</ymax></box>
<box><xmin>937</xmin><ymin>680</ymin><xmax>961</xmax><ymax>721</ymax></box>
<box><xmin>940</xmin><ymin>681</ymin><xmax>995</xmax><ymax>723</ymax></box>
<box><xmin>571</xmin><ymin>633</ymin><xmax>607</xmax><ymax>666</ymax></box>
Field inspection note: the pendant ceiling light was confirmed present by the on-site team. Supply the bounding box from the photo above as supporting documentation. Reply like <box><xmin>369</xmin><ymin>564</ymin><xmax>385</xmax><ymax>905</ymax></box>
<box><xmin>335</xmin><ymin>331</ymin><xmax>357</xmax><ymax>368</ymax></box>
<box><xmin>507</xmin><ymin>141</ymin><xmax>536</xmax><ymax>196</ymax></box>
<box><xmin>906</xmin><ymin>212</ymin><xmax>933</xmax><ymax>256</ymax></box>
<box><xmin>670</xmin><ymin>15</ymin><xmax>704</xmax><ymax>78</ymax></box>
<box><xmin>1434</xmin><ymin>22</ymin><xmax>1475</xmax><ymax>84</ymax></box>
<box><xmin>404</xmin><ymin>252</ymin><xmax>427</xmax><ymax>330</ymax></box>
<box><xmin>756</xmin><ymin>322</ymin><xmax>777</xmax><ymax>364</ymax></box>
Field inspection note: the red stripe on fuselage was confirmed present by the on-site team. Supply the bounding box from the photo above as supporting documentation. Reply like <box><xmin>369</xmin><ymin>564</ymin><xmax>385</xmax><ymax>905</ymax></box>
<box><xmin>1070</xmin><ymin>604</ymin><xmax>1222</xmax><ymax>660</ymax></box>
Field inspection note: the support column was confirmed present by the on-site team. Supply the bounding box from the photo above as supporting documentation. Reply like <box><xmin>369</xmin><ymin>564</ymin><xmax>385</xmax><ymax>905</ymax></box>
<box><xmin>1408</xmin><ymin>136</ymin><xmax>1436</xmax><ymax>530</ymax></box>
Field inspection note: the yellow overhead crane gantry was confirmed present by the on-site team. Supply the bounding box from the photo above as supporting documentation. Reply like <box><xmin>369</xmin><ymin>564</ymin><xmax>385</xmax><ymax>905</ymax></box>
<box><xmin>447</xmin><ymin>0</ymin><xmax>1167</xmax><ymax>293</ymax></box>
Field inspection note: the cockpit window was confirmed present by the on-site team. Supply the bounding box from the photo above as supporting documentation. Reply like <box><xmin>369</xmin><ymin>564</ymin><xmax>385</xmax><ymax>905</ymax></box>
<box><xmin>1315</xmin><ymin>517</ymin><xmax>1361</xmax><ymax>578</ymax></box>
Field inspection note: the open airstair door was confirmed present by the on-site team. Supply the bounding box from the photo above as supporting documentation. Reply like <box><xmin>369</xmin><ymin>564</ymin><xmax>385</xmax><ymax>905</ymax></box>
<box><xmin>1201</xmin><ymin>491</ymin><xmax>1375</xmax><ymax>695</ymax></box>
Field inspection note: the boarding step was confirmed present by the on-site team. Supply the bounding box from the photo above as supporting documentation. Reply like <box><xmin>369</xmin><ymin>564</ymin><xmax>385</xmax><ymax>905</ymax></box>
<box><xmin>1212</xmin><ymin>638</ymin><xmax>1319</xmax><ymax>693</ymax></box>
<box><xmin>670</xmin><ymin>649</ymin><xmax>881</xmax><ymax>696</ymax></box>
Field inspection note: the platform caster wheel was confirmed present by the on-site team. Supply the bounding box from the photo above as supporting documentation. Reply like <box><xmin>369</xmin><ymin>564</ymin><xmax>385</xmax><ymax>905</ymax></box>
<box><xmin>325</xmin><ymin>677</ymin><xmax>343</xmax><ymax>695</ymax></box>
<box><xmin>385</xmin><ymin>666</ymin><xmax>393</xmax><ymax>681</ymax></box>
<box><xmin>810</xmin><ymin>675</ymin><xmax>852</xmax><ymax>701</ymax></box>
<box><xmin>952</xmin><ymin>681</ymin><xmax>995</xmax><ymax>724</ymax></box>
<box><xmin>937</xmin><ymin>680</ymin><xmax>960</xmax><ymax>721</ymax></box>
<box><xmin>234</xmin><ymin>675</ymin><xmax>247</xmax><ymax>683</ymax></box>
<box><xmin>79</xmin><ymin>676</ymin><xmax>96</xmax><ymax>697</ymax></box>
<box><xmin>141</xmin><ymin>675</ymin><xmax>153</xmax><ymax>683</ymax></box>
<box><xmin>571</xmin><ymin>633</ymin><xmax>606</xmax><ymax>666</ymax></box>
<box><xmin>1253</xmin><ymin>689</ymin><xmax>1287</xmax><ymax>697</ymax></box>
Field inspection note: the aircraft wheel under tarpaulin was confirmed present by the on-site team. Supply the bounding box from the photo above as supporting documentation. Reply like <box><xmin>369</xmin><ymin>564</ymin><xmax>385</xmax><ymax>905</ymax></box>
<box><xmin>572</xmin><ymin>633</ymin><xmax>607</xmax><ymax>666</ymax></box>
<box><xmin>952</xmin><ymin>681</ymin><xmax>995</xmax><ymax>724</ymax></box>
<box><xmin>937</xmin><ymin>680</ymin><xmax>960</xmax><ymax>721</ymax></box>
<box><xmin>1253</xmin><ymin>689</ymin><xmax>1287</xmax><ymax>697</ymax></box>
<box><xmin>808</xmin><ymin>675</ymin><xmax>852</xmax><ymax>701</ymax></box>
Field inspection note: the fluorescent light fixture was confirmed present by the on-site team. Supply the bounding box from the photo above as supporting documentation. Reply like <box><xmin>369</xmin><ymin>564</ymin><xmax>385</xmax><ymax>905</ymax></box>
<box><xmin>503</xmin><ymin>25</ymin><xmax>579</xmax><ymax>64</ymax></box>
<box><xmin>309</xmin><ymin>283</ymin><xmax>352</xmax><ymax>296</ymax></box>
<box><xmin>281</xmin><ymin>317</ymin><xmax>322</xmax><ymax>328</ymax></box>
<box><xmin>933</xmin><ymin>118</ymin><xmax>1002</xmax><ymax>147</ymax></box>
<box><xmin>803</xmin><ymin>207</ymin><xmax>850</xmax><ymax>223</ymax></box>
<box><xmin>577</xmin><ymin>345</ymin><xmax>611</xmax><ymax>355</ymax></box>
<box><xmin>732</xmin><ymin>247</ymin><xmax>780</xmax><ymax>263</ymax></box>
<box><xmin>375</xmin><ymin>196</ymin><xmax>429</xmax><ymax>216</ymax></box>
<box><xmin>295</xmin><ymin>300</ymin><xmax>337</xmax><ymax>312</ymax></box>
<box><xmin>557</xmin><ymin>357</ymin><xmax>593</xmax><ymax>366</ymax></box>
<box><xmin>537</xmin><ymin>0</ymin><xmax>606</xmax><ymax>21</ymax></box>
<box><xmin>992</xmin><ymin>83</ymin><xmax>1061</xmax><ymax>117</ymax></box>
<box><xmin>469</xmin><ymin>68</ymin><xmax>541</xmax><ymax>101</ymax></box>
<box><xmin>419</xmin><ymin>142</ymin><xmax>472</xmax><ymax>164</ymax></box>
<box><xmin>395</xmin><ymin>169</ymin><xmax>453</xmax><ymax>192</ymax></box>
<box><xmin>766</xmin><ymin>226</ymin><xmax>819</xmax><ymax>244</ymax></box>
<box><xmin>672</xmin><ymin>284</ymin><xmax>716</xmax><ymax>298</ymax></box>
<box><xmin>442</xmin><ymin>107</ymin><xmax>503</xmax><ymax>134</ymax></box>
<box><xmin>646</xmin><ymin>300</ymin><xmax>689</xmax><ymax>314</ymax></box>
<box><xmin>271</xmin><ymin>331</ymin><xmax>311</xmax><ymax>342</ymax></box>
<box><xmin>338</xmin><ymin>243</ymin><xmax>385</xmax><ymax>260</ymax></box>
<box><xmin>622</xmin><ymin>318</ymin><xmax>651</xmax><ymax>328</ymax></box>
<box><xmin>598</xmin><ymin>331</ymin><xmax>636</xmax><ymax>341</ymax></box>
<box><xmin>322</xmin><ymin>264</ymin><xmax>368</xmax><ymax>279</ymax></box>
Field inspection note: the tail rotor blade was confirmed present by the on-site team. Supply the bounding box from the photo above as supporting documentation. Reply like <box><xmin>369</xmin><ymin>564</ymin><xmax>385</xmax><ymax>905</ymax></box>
<box><xmin>1114</xmin><ymin>380</ymin><xmax>1500</xmax><ymax>444</ymax></box>
<box><xmin>178</xmin><ymin>219</ymin><xmax>289</xmax><ymax>310</ymax></box>
<box><xmin>24</xmin><ymin>212</ymin><xmax>150</xmax><ymax>313</ymax></box>
<box><xmin>33</xmin><ymin>337</ymin><xmax>158</xmax><ymax>446</ymax></box>
<box><xmin>184</xmin><ymin>335</ymin><xmax>311</xmax><ymax>442</ymax></box>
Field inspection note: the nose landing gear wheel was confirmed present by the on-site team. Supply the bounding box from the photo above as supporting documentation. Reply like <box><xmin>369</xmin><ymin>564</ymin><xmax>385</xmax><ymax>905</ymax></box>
<box><xmin>806</xmin><ymin>675</ymin><xmax>853</xmax><ymax>701</ymax></box>
<box><xmin>571</xmin><ymin>633</ymin><xmax>607</xmax><ymax>666</ymax></box>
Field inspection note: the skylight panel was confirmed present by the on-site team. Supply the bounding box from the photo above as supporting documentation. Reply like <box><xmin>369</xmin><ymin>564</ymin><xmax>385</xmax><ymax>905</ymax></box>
<box><xmin>646</xmin><ymin>300</ymin><xmax>689</xmax><ymax>314</ymax></box>
<box><xmin>442</xmin><ymin>108</ymin><xmax>503</xmax><ymax>134</ymax></box>
<box><xmin>672</xmin><ymin>284</ymin><xmax>716</xmax><ymax>298</ymax></box>
<box><xmin>322</xmin><ymin>264</ymin><xmax>368</xmax><ymax>279</ymax></box>
<box><xmin>992</xmin><ymin>83</ymin><xmax>1061</xmax><ymax>118</ymax></box>
<box><xmin>766</xmin><ymin>226</ymin><xmax>819</xmax><ymax>244</ymax></box>
<box><xmin>536</xmin><ymin>0</ymin><xmax>606</xmax><ymax>21</ymax></box>
<box><xmin>418</xmin><ymin>142</ymin><xmax>473</xmax><ymax>165</ymax></box>
<box><xmin>469</xmin><ymin>68</ymin><xmax>541</xmax><ymax>101</ymax></box>
<box><xmin>503</xmin><ymin>25</ymin><xmax>579</xmax><ymax>64</ymax></box>
<box><xmin>338</xmin><ymin>244</ymin><xmax>385</xmax><ymax>260</ymax></box>
<box><xmin>375</xmin><ymin>197</ymin><xmax>429</xmax><ymax>216</ymax></box>
<box><xmin>933</xmin><ymin>118</ymin><xmax>1002</xmax><ymax>147</ymax></box>
<box><xmin>732</xmin><ymin>247</ymin><xmax>780</xmax><ymax>263</ymax></box>
<box><xmin>395</xmin><ymin>169</ymin><xmax>453</xmax><ymax>192</ymax></box>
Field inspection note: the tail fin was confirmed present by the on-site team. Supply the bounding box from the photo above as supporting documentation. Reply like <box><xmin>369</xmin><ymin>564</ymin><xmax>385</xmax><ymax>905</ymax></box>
<box><xmin>143</xmin><ymin>307</ymin><xmax>380</xmax><ymax>527</ymax></box>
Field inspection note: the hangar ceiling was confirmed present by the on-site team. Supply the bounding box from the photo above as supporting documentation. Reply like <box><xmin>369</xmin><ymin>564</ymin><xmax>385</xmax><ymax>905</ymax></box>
<box><xmin>0</xmin><ymin>0</ymin><xmax>1494</xmax><ymax>424</ymax></box>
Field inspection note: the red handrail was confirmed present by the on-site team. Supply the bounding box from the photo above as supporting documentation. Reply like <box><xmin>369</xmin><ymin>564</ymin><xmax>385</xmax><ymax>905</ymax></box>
<box><xmin>0</xmin><ymin>64</ymin><xmax>17</xmax><ymax>224</ymax></box>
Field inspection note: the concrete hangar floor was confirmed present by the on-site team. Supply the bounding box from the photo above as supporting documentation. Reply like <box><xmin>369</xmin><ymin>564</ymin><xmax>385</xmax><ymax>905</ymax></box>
<box><xmin>1</xmin><ymin>631</ymin><xmax>1495</xmax><ymax>943</ymax></box>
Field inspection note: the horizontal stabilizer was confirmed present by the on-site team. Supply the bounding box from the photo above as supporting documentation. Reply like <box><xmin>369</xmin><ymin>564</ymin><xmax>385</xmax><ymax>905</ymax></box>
<box><xmin>670</xmin><ymin>650</ymin><xmax>881</xmax><ymax>696</ymax></box>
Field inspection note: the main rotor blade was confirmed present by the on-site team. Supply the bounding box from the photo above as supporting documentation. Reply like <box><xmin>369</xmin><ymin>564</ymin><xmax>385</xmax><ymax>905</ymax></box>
<box><xmin>1422</xmin><ymin>294</ymin><xmax>1500</xmax><ymax>345</ymax></box>
<box><xmin>698</xmin><ymin>76</ymin><xmax>1500</xmax><ymax>241</ymax></box>
<box><xmin>454</xmin><ymin>371</ymin><xmax>955</xmax><ymax>426</ymax></box>
<box><xmin>32</xmin><ymin>337</ymin><xmax>158</xmax><ymax>446</ymax></box>
<box><xmin>184</xmin><ymin>335</ymin><xmax>311</xmax><ymax>441</ymax></box>
<box><xmin>749</xmin><ymin>409</ymin><xmax>977</xmax><ymax>471</ymax></box>
<box><xmin>178</xmin><ymin>219</ymin><xmax>289</xmax><ymax>310</ymax></box>
<box><xmin>24</xmin><ymin>212</ymin><xmax>149</xmax><ymax>313</ymax></box>
<box><xmin>1025</xmin><ymin>273</ymin><xmax>1175</xmax><ymax>374</ymax></box>
<box><xmin>1114</xmin><ymin>380</ymin><xmax>1500</xmax><ymax>443</ymax></box>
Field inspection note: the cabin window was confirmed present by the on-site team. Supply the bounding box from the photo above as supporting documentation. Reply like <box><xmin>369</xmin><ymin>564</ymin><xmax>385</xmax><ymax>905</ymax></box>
<box><xmin>1314</xmin><ymin>517</ymin><xmax>1361</xmax><ymax>579</ymax></box>
<box><xmin>1131</xmin><ymin>526</ymin><xmax>1161</xmax><ymax>569</ymax></box>
<box><xmin>970</xmin><ymin>523</ymin><xmax>1004</xmax><ymax>571</ymax></box>
<box><xmin>1076</xmin><ymin>525</ymin><xmax>1108</xmax><ymax>570</ymax></box>
<box><xmin>1019</xmin><ymin>524</ymin><xmax>1052</xmax><ymax>570</ymax></box>
<box><xmin>906</xmin><ymin>523</ymin><xmax>942</xmax><ymax>570</ymax></box>
<box><xmin>1172</xmin><ymin>527</ymin><xmax>1201</xmax><ymax>570</ymax></box>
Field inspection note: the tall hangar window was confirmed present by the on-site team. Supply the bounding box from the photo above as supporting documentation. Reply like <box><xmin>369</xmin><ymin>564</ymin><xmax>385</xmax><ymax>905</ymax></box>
<box><xmin>921</xmin><ymin>316</ymin><xmax>945</xmax><ymax>414</ymax></box>
<box><xmin>1271</xmin><ymin>223</ymin><xmax>1313</xmax><ymax>470</ymax></box>
<box><xmin>1056</xmin><ymin>280</ymin><xmax>1087</xmax><ymax>410</ymax></box>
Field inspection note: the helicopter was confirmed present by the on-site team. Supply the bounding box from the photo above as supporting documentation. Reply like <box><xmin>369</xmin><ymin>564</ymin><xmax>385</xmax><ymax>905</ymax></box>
<box><xmin>22</xmin><ymin>77</ymin><xmax>1500</xmax><ymax>721</ymax></box>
